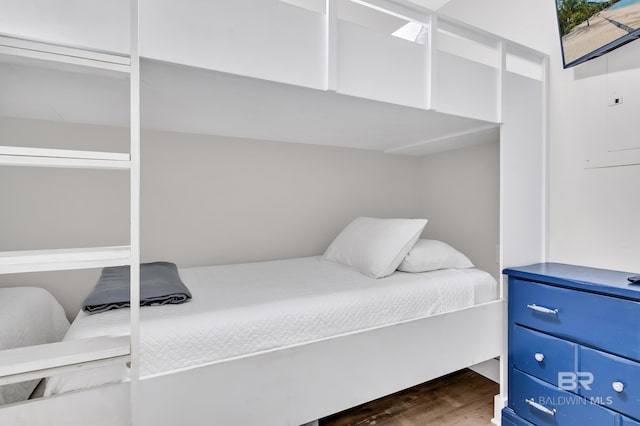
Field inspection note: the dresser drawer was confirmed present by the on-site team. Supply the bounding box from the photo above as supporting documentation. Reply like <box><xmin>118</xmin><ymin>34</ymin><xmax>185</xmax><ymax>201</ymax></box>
<box><xmin>510</xmin><ymin>279</ymin><xmax>640</xmax><ymax>361</ymax></box>
<box><xmin>579</xmin><ymin>345</ymin><xmax>640</xmax><ymax>420</ymax></box>
<box><xmin>502</xmin><ymin>407</ymin><xmax>535</xmax><ymax>426</ymax></box>
<box><xmin>511</xmin><ymin>325</ymin><xmax>576</xmax><ymax>386</ymax></box>
<box><xmin>510</xmin><ymin>368</ymin><xmax>618</xmax><ymax>426</ymax></box>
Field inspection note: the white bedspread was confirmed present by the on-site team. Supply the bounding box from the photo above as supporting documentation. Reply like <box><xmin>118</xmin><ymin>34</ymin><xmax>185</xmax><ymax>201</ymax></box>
<box><xmin>45</xmin><ymin>257</ymin><xmax>497</xmax><ymax>396</ymax></box>
<box><xmin>0</xmin><ymin>287</ymin><xmax>70</xmax><ymax>405</ymax></box>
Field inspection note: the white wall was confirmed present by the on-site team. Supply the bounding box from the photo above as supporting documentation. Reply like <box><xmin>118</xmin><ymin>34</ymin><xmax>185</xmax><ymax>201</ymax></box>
<box><xmin>441</xmin><ymin>0</ymin><xmax>640</xmax><ymax>272</ymax></box>
<box><xmin>0</xmin><ymin>117</ymin><xmax>500</xmax><ymax>317</ymax></box>
<box><xmin>420</xmin><ymin>141</ymin><xmax>500</xmax><ymax>278</ymax></box>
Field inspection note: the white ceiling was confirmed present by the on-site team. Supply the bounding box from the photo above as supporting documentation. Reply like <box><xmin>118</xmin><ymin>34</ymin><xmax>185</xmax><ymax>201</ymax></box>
<box><xmin>0</xmin><ymin>56</ymin><xmax>497</xmax><ymax>155</ymax></box>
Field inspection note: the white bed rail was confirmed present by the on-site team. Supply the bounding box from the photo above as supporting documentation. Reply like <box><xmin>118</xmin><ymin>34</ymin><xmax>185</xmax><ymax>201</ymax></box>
<box><xmin>0</xmin><ymin>336</ymin><xmax>130</xmax><ymax>387</ymax></box>
<box><xmin>137</xmin><ymin>300</ymin><xmax>503</xmax><ymax>426</ymax></box>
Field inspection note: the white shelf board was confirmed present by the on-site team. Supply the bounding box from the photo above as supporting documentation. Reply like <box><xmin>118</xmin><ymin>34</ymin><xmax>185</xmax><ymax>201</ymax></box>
<box><xmin>0</xmin><ymin>246</ymin><xmax>131</xmax><ymax>274</ymax></box>
<box><xmin>386</xmin><ymin>124</ymin><xmax>500</xmax><ymax>156</ymax></box>
<box><xmin>0</xmin><ymin>146</ymin><xmax>131</xmax><ymax>170</ymax></box>
<box><xmin>0</xmin><ymin>336</ymin><xmax>130</xmax><ymax>386</ymax></box>
<box><xmin>0</xmin><ymin>155</ymin><xmax>132</xmax><ymax>169</ymax></box>
<box><xmin>0</xmin><ymin>34</ymin><xmax>130</xmax><ymax>75</ymax></box>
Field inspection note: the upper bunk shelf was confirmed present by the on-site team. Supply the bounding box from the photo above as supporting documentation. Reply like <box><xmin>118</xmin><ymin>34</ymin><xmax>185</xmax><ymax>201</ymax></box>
<box><xmin>0</xmin><ymin>146</ymin><xmax>131</xmax><ymax>169</ymax></box>
<box><xmin>0</xmin><ymin>34</ymin><xmax>131</xmax><ymax>77</ymax></box>
<box><xmin>142</xmin><ymin>60</ymin><xmax>498</xmax><ymax>153</ymax></box>
<box><xmin>0</xmin><ymin>0</ymin><xmax>547</xmax><ymax>156</ymax></box>
<box><xmin>0</xmin><ymin>246</ymin><xmax>131</xmax><ymax>275</ymax></box>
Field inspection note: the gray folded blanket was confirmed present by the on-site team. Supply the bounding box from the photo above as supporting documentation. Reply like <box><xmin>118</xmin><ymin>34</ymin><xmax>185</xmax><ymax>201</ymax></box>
<box><xmin>83</xmin><ymin>262</ymin><xmax>192</xmax><ymax>314</ymax></box>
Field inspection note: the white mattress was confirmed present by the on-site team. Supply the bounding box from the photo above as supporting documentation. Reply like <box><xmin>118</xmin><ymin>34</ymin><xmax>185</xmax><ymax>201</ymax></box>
<box><xmin>45</xmin><ymin>257</ymin><xmax>497</xmax><ymax>395</ymax></box>
<box><xmin>0</xmin><ymin>287</ymin><xmax>70</xmax><ymax>405</ymax></box>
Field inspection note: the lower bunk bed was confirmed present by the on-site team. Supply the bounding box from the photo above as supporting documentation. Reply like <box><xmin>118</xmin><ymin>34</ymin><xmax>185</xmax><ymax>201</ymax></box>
<box><xmin>1</xmin><ymin>255</ymin><xmax>502</xmax><ymax>425</ymax></box>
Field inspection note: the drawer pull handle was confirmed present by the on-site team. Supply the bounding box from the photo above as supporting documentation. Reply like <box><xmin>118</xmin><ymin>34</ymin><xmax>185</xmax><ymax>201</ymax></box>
<box><xmin>612</xmin><ymin>382</ymin><xmax>624</xmax><ymax>393</ymax></box>
<box><xmin>525</xmin><ymin>398</ymin><xmax>556</xmax><ymax>416</ymax></box>
<box><xmin>534</xmin><ymin>353</ymin><xmax>545</xmax><ymax>362</ymax></box>
<box><xmin>527</xmin><ymin>304</ymin><xmax>558</xmax><ymax>315</ymax></box>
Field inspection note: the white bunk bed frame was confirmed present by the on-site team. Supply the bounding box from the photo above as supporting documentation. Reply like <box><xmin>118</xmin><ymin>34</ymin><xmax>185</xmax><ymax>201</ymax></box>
<box><xmin>0</xmin><ymin>0</ymin><xmax>548</xmax><ymax>425</ymax></box>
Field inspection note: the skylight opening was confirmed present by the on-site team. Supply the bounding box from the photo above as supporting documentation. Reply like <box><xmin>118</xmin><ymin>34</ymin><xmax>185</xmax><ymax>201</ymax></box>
<box><xmin>343</xmin><ymin>0</ymin><xmax>429</xmax><ymax>45</ymax></box>
<box><xmin>392</xmin><ymin>22</ymin><xmax>428</xmax><ymax>45</ymax></box>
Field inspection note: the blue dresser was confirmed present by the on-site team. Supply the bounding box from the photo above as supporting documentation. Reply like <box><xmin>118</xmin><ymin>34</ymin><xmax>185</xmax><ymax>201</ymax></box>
<box><xmin>502</xmin><ymin>263</ymin><xmax>640</xmax><ymax>426</ymax></box>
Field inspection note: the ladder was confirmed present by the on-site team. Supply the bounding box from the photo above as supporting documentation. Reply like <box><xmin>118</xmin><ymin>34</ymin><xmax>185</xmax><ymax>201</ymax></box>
<box><xmin>0</xmin><ymin>1</ymin><xmax>140</xmax><ymax>423</ymax></box>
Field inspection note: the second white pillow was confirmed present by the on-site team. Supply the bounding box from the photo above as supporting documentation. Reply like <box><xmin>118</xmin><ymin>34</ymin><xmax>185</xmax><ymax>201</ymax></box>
<box><xmin>398</xmin><ymin>239</ymin><xmax>474</xmax><ymax>273</ymax></box>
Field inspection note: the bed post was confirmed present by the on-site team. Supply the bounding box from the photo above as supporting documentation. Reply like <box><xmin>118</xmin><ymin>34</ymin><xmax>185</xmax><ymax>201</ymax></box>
<box><xmin>129</xmin><ymin>0</ymin><xmax>141</xmax><ymax>424</ymax></box>
<box><xmin>494</xmin><ymin>39</ymin><xmax>549</xmax><ymax>424</ymax></box>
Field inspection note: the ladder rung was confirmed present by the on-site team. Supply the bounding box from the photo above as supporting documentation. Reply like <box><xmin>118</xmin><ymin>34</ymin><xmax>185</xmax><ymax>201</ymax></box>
<box><xmin>0</xmin><ymin>246</ymin><xmax>131</xmax><ymax>274</ymax></box>
<box><xmin>0</xmin><ymin>355</ymin><xmax>130</xmax><ymax>387</ymax></box>
<box><xmin>0</xmin><ymin>146</ymin><xmax>131</xmax><ymax>170</ymax></box>
<box><xmin>0</xmin><ymin>34</ymin><xmax>130</xmax><ymax>74</ymax></box>
<box><xmin>0</xmin><ymin>336</ymin><xmax>131</xmax><ymax>386</ymax></box>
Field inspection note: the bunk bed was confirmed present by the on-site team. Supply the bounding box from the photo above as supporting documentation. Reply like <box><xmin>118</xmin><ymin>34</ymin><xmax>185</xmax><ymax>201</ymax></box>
<box><xmin>0</xmin><ymin>0</ymin><xmax>548</xmax><ymax>425</ymax></box>
<box><xmin>44</xmin><ymin>256</ymin><xmax>499</xmax><ymax>396</ymax></box>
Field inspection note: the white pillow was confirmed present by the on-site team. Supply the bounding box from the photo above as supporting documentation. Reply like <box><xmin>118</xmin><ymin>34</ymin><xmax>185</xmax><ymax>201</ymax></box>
<box><xmin>398</xmin><ymin>239</ymin><xmax>474</xmax><ymax>273</ymax></box>
<box><xmin>322</xmin><ymin>217</ymin><xmax>427</xmax><ymax>279</ymax></box>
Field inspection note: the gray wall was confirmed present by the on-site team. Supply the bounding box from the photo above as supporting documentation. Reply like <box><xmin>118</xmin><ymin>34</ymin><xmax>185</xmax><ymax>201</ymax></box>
<box><xmin>140</xmin><ymin>128</ymin><xmax>423</xmax><ymax>267</ymax></box>
<box><xmin>0</xmin><ymin>117</ymin><xmax>499</xmax><ymax>318</ymax></box>
<box><xmin>419</xmin><ymin>142</ymin><xmax>500</xmax><ymax>278</ymax></box>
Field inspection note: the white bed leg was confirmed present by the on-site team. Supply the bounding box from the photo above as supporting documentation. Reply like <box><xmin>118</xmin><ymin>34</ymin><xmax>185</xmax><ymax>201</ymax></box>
<box><xmin>491</xmin><ymin>393</ymin><xmax>507</xmax><ymax>425</ymax></box>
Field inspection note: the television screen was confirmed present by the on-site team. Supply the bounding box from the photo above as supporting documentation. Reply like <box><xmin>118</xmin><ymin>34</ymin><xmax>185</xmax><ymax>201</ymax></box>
<box><xmin>555</xmin><ymin>0</ymin><xmax>640</xmax><ymax>68</ymax></box>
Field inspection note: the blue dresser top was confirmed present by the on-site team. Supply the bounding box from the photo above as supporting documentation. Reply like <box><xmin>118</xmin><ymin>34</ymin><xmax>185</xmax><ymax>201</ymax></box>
<box><xmin>503</xmin><ymin>262</ymin><xmax>640</xmax><ymax>301</ymax></box>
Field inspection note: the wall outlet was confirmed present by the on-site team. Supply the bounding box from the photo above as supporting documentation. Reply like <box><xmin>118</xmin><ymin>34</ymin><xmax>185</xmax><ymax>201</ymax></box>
<box><xmin>609</xmin><ymin>94</ymin><xmax>623</xmax><ymax>106</ymax></box>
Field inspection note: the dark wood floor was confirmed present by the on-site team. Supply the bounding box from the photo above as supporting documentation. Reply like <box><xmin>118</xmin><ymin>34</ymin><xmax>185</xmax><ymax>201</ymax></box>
<box><xmin>319</xmin><ymin>369</ymin><xmax>498</xmax><ymax>426</ymax></box>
